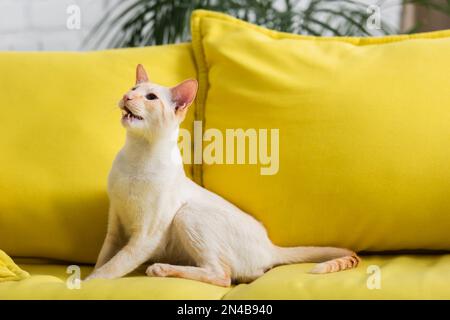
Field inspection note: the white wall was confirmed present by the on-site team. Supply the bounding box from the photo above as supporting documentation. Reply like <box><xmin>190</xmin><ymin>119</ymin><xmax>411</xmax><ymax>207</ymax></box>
<box><xmin>0</xmin><ymin>0</ymin><xmax>118</xmax><ymax>51</ymax></box>
<box><xmin>0</xmin><ymin>0</ymin><xmax>402</xmax><ymax>51</ymax></box>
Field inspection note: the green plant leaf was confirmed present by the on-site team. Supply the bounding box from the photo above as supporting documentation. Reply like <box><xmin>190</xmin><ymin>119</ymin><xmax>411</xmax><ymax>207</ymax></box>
<box><xmin>85</xmin><ymin>0</ymin><xmax>450</xmax><ymax>48</ymax></box>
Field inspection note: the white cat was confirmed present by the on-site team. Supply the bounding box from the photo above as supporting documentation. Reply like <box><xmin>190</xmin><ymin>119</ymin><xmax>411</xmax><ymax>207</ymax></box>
<box><xmin>85</xmin><ymin>65</ymin><xmax>360</xmax><ymax>286</ymax></box>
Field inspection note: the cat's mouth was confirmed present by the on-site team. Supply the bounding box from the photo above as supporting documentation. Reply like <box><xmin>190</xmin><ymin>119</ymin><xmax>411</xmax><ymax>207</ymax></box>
<box><xmin>122</xmin><ymin>106</ymin><xmax>144</xmax><ymax>121</ymax></box>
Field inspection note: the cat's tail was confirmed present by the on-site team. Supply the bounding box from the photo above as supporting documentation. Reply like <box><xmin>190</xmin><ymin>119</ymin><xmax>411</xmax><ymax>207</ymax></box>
<box><xmin>273</xmin><ymin>245</ymin><xmax>360</xmax><ymax>274</ymax></box>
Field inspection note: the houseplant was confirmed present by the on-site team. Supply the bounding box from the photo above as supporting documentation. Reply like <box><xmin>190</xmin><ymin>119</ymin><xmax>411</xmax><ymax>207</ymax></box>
<box><xmin>86</xmin><ymin>0</ymin><xmax>450</xmax><ymax>48</ymax></box>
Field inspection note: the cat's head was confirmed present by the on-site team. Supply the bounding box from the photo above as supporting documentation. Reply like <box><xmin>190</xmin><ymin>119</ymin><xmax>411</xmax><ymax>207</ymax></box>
<box><xmin>118</xmin><ymin>64</ymin><xmax>197</xmax><ymax>137</ymax></box>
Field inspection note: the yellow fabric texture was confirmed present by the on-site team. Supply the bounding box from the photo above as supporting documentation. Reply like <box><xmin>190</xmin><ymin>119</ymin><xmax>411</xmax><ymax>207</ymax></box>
<box><xmin>224</xmin><ymin>254</ymin><xmax>450</xmax><ymax>300</ymax></box>
<box><xmin>0</xmin><ymin>260</ymin><xmax>229</xmax><ymax>299</ymax></box>
<box><xmin>0</xmin><ymin>250</ymin><xmax>30</xmax><ymax>282</ymax></box>
<box><xmin>191</xmin><ymin>10</ymin><xmax>450</xmax><ymax>251</ymax></box>
<box><xmin>0</xmin><ymin>44</ymin><xmax>196</xmax><ymax>264</ymax></box>
<box><xmin>0</xmin><ymin>255</ymin><xmax>447</xmax><ymax>299</ymax></box>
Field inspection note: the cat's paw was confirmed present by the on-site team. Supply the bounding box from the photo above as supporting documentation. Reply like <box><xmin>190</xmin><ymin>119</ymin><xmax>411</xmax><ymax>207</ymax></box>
<box><xmin>146</xmin><ymin>263</ymin><xmax>171</xmax><ymax>277</ymax></box>
<box><xmin>84</xmin><ymin>272</ymin><xmax>113</xmax><ymax>281</ymax></box>
<box><xmin>310</xmin><ymin>254</ymin><xmax>361</xmax><ymax>274</ymax></box>
<box><xmin>84</xmin><ymin>274</ymin><xmax>96</xmax><ymax>281</ymax></box>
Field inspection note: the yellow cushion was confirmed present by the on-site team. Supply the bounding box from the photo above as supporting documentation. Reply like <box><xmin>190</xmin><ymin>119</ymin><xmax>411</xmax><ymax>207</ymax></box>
<box><xmin>0</xmin><ymin>260</ymin><xmax>229</xmax><ymax>299</ymax></box>
<box><xmin>2</xmin><ymin>255</ymin><xmax>448</xmax><ymax>299</ymax></box>
<box><xmin>0</xmin><ymin>44</ymin><xmax>196</xmax><ymax>263</ymax></box>
<box><xmin>0</xmin><ymin>250</ymin><xmax>29</xmax><ymax>282</ymax></box>
<box><xmin>191</xmin><ymin>10</ymin><xmax>450</xmax><ymax>251</ymax></box>
<box><xmin>224</xmin><ymin>254</ymin><xmax>450</xmax><ymax>300</ymax></box>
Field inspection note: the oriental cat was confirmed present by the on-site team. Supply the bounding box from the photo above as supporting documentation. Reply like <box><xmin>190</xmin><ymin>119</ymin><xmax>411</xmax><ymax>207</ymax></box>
<box><xmin>85</xmin><ymin>65</ymin><xmax>360</xmax><ymax>286</ymax></box>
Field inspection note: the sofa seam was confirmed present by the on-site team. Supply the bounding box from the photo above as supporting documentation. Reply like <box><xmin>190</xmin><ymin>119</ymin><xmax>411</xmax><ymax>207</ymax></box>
<box><xmin>191</xmin><ymin>12</ymin><xmax>211</xmax><ymax>187</ymax></box>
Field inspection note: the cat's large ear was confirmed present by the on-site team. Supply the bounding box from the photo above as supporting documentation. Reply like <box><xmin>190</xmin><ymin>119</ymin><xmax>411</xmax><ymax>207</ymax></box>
<box><xmin>171</xmin><ymin>79</ymin><xmax>198</xmax><ymax>114</ymax></box>
<box><xmin>136</xmin><ymin>64</ymin><xmax>149</xmax><ymax>84</ymax></box>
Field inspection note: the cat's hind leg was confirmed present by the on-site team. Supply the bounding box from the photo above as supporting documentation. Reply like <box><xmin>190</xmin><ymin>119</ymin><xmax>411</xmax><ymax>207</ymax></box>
<box><xmin>146</xmin><ymin>263</ymin><xmax>231</xmax><ymax>287</ymax></box>
<box><xmin>145</xmin><ymin>205</ymin><xmax>232</xmax><ymax>287</ymax></box>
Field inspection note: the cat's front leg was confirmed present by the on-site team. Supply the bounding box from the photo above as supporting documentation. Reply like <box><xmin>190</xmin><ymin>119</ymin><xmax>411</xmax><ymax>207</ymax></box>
<box><xmin>85</xmin><ymin>231</ymin><xmax>163</xmax><ymax>280</ymax></box>
<box><xmin>93</xmin><ymin>209</ymin><xmax>124</xmax><ymax>270</ymax></box>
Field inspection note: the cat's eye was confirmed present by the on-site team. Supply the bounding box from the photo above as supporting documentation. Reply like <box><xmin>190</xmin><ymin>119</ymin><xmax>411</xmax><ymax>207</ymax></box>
<box><xmin>131</xmin><ymin>86</ymin><xmax>138</xmax><ymax>91</ymax></box>
<box><xmin>146</xmin><ymin>93</ymin><xmax>158</xmax><ymax>100</ymax></box>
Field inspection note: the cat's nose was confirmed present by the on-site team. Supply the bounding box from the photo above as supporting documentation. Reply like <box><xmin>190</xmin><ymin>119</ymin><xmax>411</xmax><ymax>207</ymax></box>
<box><xmin>123</xmin><ymin>94</ymin><xmax>131</xmax><ymax>101</ymax></box>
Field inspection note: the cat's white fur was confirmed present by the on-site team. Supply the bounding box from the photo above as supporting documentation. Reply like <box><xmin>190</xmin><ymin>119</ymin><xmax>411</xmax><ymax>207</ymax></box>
<box><xmin>85</xmin><ymin>65</ymin><xmax>360</xmax><ymax>286</ymax></box>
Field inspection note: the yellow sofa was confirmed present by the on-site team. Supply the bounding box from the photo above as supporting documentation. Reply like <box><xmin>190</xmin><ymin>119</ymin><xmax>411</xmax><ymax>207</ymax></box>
<box><xmin>0</xmin><ymin>10</ymin><xmax>449</xmax><ymax>299</ymax></box>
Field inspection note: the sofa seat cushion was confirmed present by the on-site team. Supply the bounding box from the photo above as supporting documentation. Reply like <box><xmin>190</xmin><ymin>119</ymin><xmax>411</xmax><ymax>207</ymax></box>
<box><xmin>1</xmin><ymin>255</ymin><xmax>448</xmax><ymax>299</ymax></box>
<box><xmin>223</xmin><ymin>254</ymin><xmax>450</xmax><ymax>300</ymax></box>
<box><xmin>0</xmin><ymin>261</ymin><xmax>230</xmax><ymax>300</ymax></box>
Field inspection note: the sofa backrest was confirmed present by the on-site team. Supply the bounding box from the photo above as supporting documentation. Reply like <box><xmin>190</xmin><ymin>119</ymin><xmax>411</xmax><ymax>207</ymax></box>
<box><xmin>191</xmin><ymin>10</ymin><xmax>450</xmax><ymax>252</ymax></box>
